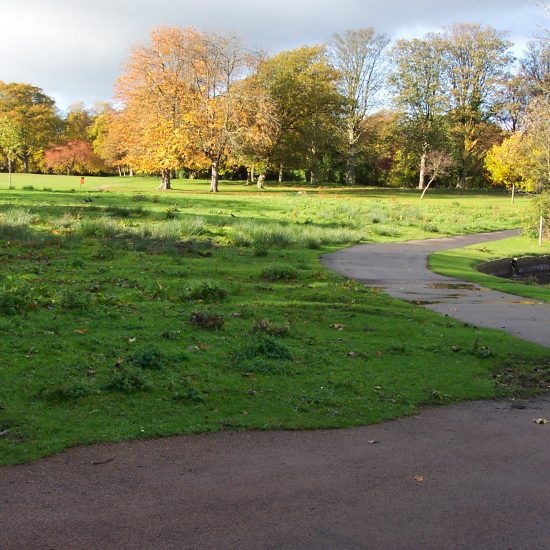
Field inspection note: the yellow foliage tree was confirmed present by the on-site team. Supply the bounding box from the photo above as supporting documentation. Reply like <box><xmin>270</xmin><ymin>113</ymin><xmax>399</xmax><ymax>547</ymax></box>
<box><xmin>485</xmin><ymin>132</ymin><xmax>537</xmax><ymax>199</ymax></box>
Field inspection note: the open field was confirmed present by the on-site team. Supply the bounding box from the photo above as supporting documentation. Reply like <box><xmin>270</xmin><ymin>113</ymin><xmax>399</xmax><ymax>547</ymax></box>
<box><xmin>0</xmin><ymin>175</ymin><xmax>548</xmax><ymax>465</ymax></box>
<box><xmin>430</xmin><ymin>236</ymin><xmax>550</xmax><ymax>303</ymax></box>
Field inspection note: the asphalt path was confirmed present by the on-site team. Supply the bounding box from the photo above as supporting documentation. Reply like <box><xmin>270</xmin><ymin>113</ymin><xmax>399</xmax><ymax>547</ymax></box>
<box><xmin>322</xmin><ymin>229</ymin><xmax>550</xmax><ymax>347</ymax></box>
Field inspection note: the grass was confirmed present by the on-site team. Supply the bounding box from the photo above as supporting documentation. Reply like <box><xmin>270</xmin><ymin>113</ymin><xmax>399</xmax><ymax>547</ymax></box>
<box><xmin>0</xmin><ymin>174</ymin><xmax>548</xmax><ymax>465</ymax></box>
<box><xmin>430</xmin><ymin>236</ymin><xmax>550</xmax><ymax>304</ymax></box>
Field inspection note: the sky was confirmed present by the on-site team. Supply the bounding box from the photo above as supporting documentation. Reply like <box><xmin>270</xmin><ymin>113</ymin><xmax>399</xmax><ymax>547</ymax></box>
<box><xmin>0</xmin><ymin>0</ymin><xmax>547</xmax><ymax>111</ymax></box>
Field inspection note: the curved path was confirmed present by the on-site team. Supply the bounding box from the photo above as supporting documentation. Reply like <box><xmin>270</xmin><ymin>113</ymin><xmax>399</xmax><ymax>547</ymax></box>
<box><xmin>322</xmin><ymin>229</ymin><xmax>550</xmax><ymax>347</ymax></box>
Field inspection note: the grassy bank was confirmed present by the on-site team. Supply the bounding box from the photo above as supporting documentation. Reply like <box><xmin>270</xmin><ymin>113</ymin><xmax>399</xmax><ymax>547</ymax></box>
<box><xmin>0</xmin><ymin>179</ymin><xmax>548</xmax><ymax>465</ymax></box>
<box><xmin>430</xmin><ymin>236</ymin><xmax>550</xmax><ymax>303</ymax></box>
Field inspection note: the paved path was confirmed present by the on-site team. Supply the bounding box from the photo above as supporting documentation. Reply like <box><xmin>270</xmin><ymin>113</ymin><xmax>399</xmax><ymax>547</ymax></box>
<box><xmin>322</xmin><ymin>229</ymin><xmax>550</xmax><ymax>347</ymax></box>
<box><xmin>1</xmin><ymin>397</ymin><xmax>550</xmax><ymax>549</ymax></box>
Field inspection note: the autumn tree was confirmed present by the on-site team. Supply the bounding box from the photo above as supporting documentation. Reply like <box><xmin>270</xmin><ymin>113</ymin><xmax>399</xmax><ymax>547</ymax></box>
<box><xmin>389</xmin><ymin>35</ymin><xmax>448</xmax><ymax>189</ymax></box>
<box><xmin>0</xmin><ymin>82</ymin><xmax>61</xmax><ymax>172</ymax></box>
<box><xmin>44</xmin><ymin>140</ymin><xmax>103</xmax><ymax>175</ymax></box>
<box><xmin>440</xmin><ymin>24</ymin><xmax>513</xmax><ymax>189</ymax></box>
<box><xmin>116</xmin><ymin>26</ymin><xmax>252</xmax><ymax>191</ymax></box>
<box><xmin>523</xmin><ymin>95</ymin><xmax>550</xmax><ymax>189</ymax></box>
<box><xmin>329</xmin><ymin>28</ymin><xmax>391</xmax><ymax>184</ymax></box>
<box><xmin>0</xmin><ymin>118</ymin><xmax>23</xmax><ymax>189</ymax></box>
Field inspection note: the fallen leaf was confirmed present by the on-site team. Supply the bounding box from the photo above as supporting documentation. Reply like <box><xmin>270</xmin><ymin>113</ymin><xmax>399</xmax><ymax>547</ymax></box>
<box><xmin>128</xmin><ymin>338</ymin><xmax>136</xmax><ymax>343</ymax></box>
<box><xmin>242</xmin><ymin>410</ymin><xmax>248</xmax><ymax>416</ymax></box>
<box><xmin>74</xmin><ymin>329</ymin><xmax>88</xmax><ymax>334</ymax></box>
<box><xmin>533</xmin><ymin>418</ymin><xmax>548</xmax><ymax>425</ymax></box>
<box><xmin>376</xmin><ymin>351</ymin><xmax>383</xmax><ymax>358</ymax></box>
<box><xmin>367</xmin><ymin>440</ymin><xmax>379</xmax><ymax>445</ymax></box>
<box><xmin>332</xmin><ymin>323</ymin><xmax>345</xmax><ymax>330</ymax></box>
<box><xmin>347</xmin><ymin>351</ymin><xmax>358</xmax><ymax>358</ymax></box>
<box><xmin>414</xmin><ymin>475</ymin><xmax>425</xmax><ymax>483</ymax></box>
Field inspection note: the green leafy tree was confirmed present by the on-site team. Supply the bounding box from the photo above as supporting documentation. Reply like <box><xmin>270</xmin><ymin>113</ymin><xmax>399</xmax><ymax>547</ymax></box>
<box><xmin>389</xmin><ymin>35</ymin><xmax>449</xmax><ymax>189</ymax></box>
<box><xmin>329</xmin><ymin>28</ymin><xmax>391</xmax><ymax>184</ymax></box>
<box><xmin>0</xmin><ymin>117</ymin><xmax>23</xmax><ymax>189</ymax></box>
<box><xmin>440</xmin><ymin>24</ymin><xmax>513</xmax><ymax>190</ymax></box>
<box><xmin>0</xmin><ymin>82</ymin><xmax>62</xmax><ymax>172</ymax></box>
<box><xmin>251</xmin><ymin>46</ymin><xmax>341</xmax><ymax>186</ymax></box>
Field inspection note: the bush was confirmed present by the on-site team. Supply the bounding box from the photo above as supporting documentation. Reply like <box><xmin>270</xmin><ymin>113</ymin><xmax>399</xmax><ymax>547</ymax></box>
<box><xmin>261</xmin><ymin>265</ymin><xmax>298</xmax><ymax>282</ymax></box>
<box><xmin>183</xmin><ymin>280</ymin><xmax>228</xmax><ymax>301</ymax></box>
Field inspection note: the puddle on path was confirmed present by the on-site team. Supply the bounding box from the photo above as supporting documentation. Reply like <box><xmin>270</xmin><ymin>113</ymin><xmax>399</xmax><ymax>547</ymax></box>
<box><xmin>428</xmin><ymin>283</ymin><xmax>481</xmax><ymax>291</ymax></box>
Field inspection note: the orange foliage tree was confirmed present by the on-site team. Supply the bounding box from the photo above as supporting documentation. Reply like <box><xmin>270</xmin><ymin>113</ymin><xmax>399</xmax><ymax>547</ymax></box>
<box><xmin>44</xmin><ymin>140</ymin><xmax>103</xmax><ymax>175</ymax></box>
<box><xmin>114</xmin><ymin>26</ymin><xmax>253</xmax><ymax>191</ymax></box>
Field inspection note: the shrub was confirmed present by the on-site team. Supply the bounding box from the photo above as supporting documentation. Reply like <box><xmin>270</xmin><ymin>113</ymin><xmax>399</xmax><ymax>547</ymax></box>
<box><xmin>183</xmin><ymin>280</ymin><xmax>228</xmax><ymax>301</ymax></box>
<box><xmin>261</xmin><ymin>265</ymin><xmax>298</xmax><ymax>282</ymax></box>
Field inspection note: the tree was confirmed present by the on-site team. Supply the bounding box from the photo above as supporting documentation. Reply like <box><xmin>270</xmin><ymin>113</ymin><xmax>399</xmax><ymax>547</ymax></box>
<box><xmin>116</xmin><ymin>26</ymin><xmax>251</xmax><ymax>191</ymax></box>
<box><xmin>0</xmin><ymin>82</ymin><xmax>61</xmax><ymax>172</ymax></box>
<box><xmin>440</xmin><ymin>24</ymin><xmax>513</xmax><ymax>189</ymax></box>
<box><xmin>389</xmin><ymin>35</ymin><xmax>448</xmax><ymax>189</ymax></box>
<box><xmin>44</xmin><ymin>140</ymin><xmax>103</xmax><ymax>175</ymax></box>
<box><xmin>420</xmin><ymin>150</ymin><xmax>454</xmax><ymax>199</ymax></box>
<box><xmin>485</xmin><ymin>133</ymin><xmax>536</xmax><ymax>199</ymax></box>
<box><xmin>329</xmin><ymin>28</ymin><xmax>391</xmax><ymax>184</ymax></box>
<box><xmin>0</xmin><ymin>118</ymin><xmax>23</xmax><ymax>189</ymax></box>
<box><xmin>63</xmin><ymin>102</ymin><xmax>93</xmax><ymax>142</ymax></box>
<box><xmin>523</xmin><ymin>95</ymin><xmax>550</xmax><ymax>189</ymax></box>
<box><xmin>249</xmin><ymin>46</ymin><xmax>341</xmax><ymax>186</ymax></box>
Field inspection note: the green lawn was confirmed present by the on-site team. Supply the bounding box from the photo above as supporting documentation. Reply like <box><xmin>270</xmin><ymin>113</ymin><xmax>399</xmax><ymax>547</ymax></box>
<box><xmin>430</xmin><ymin>236</ymin><xmax>550</xmax><ymax>303</ymax></box>
<box><xmin>0</xmin><ymin>175</ymin><xmax>548</xmax><ymax>465</ymax></box>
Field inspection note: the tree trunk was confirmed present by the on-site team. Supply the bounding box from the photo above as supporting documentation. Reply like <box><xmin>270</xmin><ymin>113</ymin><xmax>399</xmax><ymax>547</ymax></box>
<box><xmin>420</xmin><ymin>176</ymin><xmax>436</xmax><ymax>200</ymax></box>
<box><xmin>346</xmin><ymin>142</ymin><xmax>355</xmax><ymax>185</ymax></box>
<box><xmin>210</xmin><ymin>158</ymin><xmax>220</xmax><ymax>192</ymax></box>
<box><xmin>278</xmin><ymin>164</ymin><xmax>284</xmax><ymax>183</ymax></box>
<box><xmin>129</xmin><ymin>167</ymin><xmax>134</xmax><ymax>177</ymax></box>
<box><xmin>158</xmin><ymin>169</ymin><xmax>171</xmax><ymax>190</ymax></box>
<box><xmin>117</xmin><ymin>166</ymin><xmax>122</xmax><ymax>177</ymax></box>
<box><xmin>257</xmin><ymin>173</ymin><xmax>266</xmax><ymax>189</ymax></box>
<box><xmin>246</xmin><ymin>167</ymin><xmax>252</xmax><ymax>185</ymax></box>
<box><xmin>310</xmin><ymin>171</ymin><xmax>318</xmax><ymax>185</ymax></box>
<box><xmin>8</xmin><ymin>159</ymin><xmax>12</xmax><ymax>190</ymax></box>
<box><xmin>418</xmin><ymin>150</ymin><xmax>427</xmax><ymax>190</ymax></box>
<box><xmin>251</xmin><ymin>165</ymin><xmax>255</xmax><ymax>184</ymax></box>
<box><xmin>511</xmin><ymin>183</ymin><xmax>515</xmax><ymax>203</ymax></box>
<box><xmin>22</xmin><ymin>154</ymin><xmax>29</xmax><ymax>173</ymax></box>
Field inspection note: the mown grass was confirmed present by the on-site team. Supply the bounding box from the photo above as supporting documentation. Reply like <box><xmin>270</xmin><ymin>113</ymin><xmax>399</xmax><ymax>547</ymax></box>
<box><xmin>430</xmin><ymin>236</ymin><xmax>550</xmax><ymax>303</ymax></box>
<box><xmin>0</xmin><ymin>176</ymin><xmax>548</xmax><ymax>465</ymax></box>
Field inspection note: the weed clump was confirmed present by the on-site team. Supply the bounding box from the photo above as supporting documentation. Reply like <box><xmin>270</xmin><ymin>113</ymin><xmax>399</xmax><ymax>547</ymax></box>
<box><xmin>128</xmin><ymin>346</ymin><xmax>166</xmax><ymax>371</ymax></box>
<box><xmin>40</xmin><ymin>380</ymin><xmax>91</xmax><ymax>401</ymax></box>
<box><xmin>104</xmin><ymin>368</ymin><xmax>149</xmax><ymax>393</ymax></box>
<box><xmin>261</xmin><ymin>265</ymin><xmax>298</xmax><ymax>282</ymax></box>
<box><xmin>252</xmin><ymin>319</ymin><xmax>290</xmax><ymax>337</ymax></box>
<box><xmin>183</xmin><ymin>280</ymin><xmax>228</xmax><ymax>301</ymax></box>
<box><xmin>236</xmin><ymin>336</ymin><xmax>292</xmax><ymax>361</ymax></box>
<box><xmin>0</xmin><ymin>279</ymin><xmax>35</xmax><ymax>314</ymax></box>
<box><xmin>190</xmin><ymin>311</ymin><xmax>224</xmax><ymax>330</ymax></box>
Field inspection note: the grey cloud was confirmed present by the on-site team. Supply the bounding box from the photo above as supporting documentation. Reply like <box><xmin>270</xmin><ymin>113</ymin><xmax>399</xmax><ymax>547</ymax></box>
<box><xmin>0</xmin><ymin>0</ymin><xmax>545</xmax><ymax>110</ymax></box>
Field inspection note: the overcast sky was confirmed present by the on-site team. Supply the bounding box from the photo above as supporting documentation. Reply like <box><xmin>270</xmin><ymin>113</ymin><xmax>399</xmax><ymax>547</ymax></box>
<box><xmin>0</xmin><ymin>0</ymin><xmax>547</xmax><ymax>111</ymax></box>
